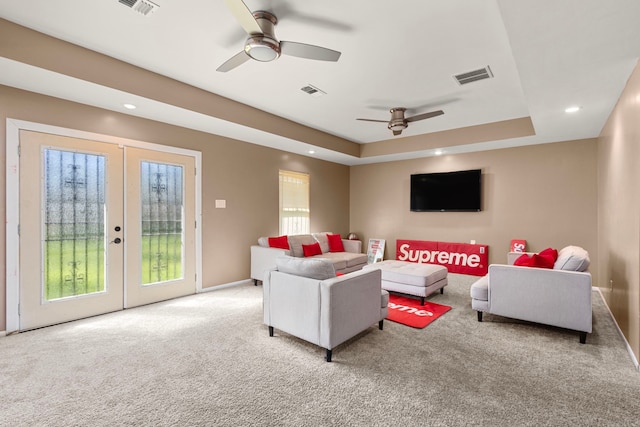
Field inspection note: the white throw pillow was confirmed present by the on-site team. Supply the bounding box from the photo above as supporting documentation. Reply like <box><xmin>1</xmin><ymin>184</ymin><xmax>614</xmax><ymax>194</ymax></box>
<box><xmin>257</xmin><ymin>237</ymin><xmax>269</xmax><ymax>247</ymax></box>
<box><xmin>554</xmin><ymin>246</ymin><xmax>590</xmax><ymax>272</ymax></box>
<box><xmin>275</xmin><ymin>256</ymin><xmax>336</xmax><ymax>280</ymax></box>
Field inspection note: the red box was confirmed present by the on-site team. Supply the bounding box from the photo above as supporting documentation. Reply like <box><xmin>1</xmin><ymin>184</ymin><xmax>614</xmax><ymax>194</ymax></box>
<box><xmin>510</xmin><ymin>239</ymin><xmax>527</xmax><ymax>253</ymax></box>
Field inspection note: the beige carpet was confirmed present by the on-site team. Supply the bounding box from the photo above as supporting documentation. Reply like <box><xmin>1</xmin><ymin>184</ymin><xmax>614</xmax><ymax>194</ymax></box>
<box><xmin>1</xmin><ymin>274</ymin><xmax>639</xmax><ymax>426</ymax></box>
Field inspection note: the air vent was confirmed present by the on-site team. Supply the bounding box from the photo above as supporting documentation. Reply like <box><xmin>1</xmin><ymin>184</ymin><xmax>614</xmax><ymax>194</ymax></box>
<box><xmin>300</xmin><ymin>85</ymin><xmax>327</xmax><ymax>96</ymax></box>
<box><xmin>118</xmin><ymin>0</ymin><xmax>159</xmax><ymax>16</ymax></box>
<box><xmin>454</xmin><ymin>66</ymin><xmax>493</xmax><ymax>85</ymax></box>
<box><xmin>300</xmin><ymin>84</ymin><xmax>326</xmax><ymax>97</ymax></box>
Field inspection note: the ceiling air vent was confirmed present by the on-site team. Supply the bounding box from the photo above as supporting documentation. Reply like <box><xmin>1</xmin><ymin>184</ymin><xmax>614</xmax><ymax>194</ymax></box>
<box><xmin>118</xmin><ymin>0</ymin><xmax>159</xmax><ymax>16</ymax></box>
<box><xmin>300</xmin><ymin>84</ymin><xmax>326</xmax><ymax>97</ymax></box>
<box><xmin>454</xmin><ymin>66</ymin><xmax>493</xmax><ymax>85</ymax></box>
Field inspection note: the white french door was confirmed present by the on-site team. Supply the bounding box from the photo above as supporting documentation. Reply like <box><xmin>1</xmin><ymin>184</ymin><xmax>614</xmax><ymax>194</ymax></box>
<box><xmin>17</xmin><ymin>129</ymin><xmax>197</xmax><ymax>331</ymax></box>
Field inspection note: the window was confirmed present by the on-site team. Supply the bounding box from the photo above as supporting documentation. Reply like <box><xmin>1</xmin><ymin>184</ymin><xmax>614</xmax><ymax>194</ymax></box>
<box><xmin>279</xmin><ymin>170</ymin><xmax>309</xmax><ymax>235</ymax></box>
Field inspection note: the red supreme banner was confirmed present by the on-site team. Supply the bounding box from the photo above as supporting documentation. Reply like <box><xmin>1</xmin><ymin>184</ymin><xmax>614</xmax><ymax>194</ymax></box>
<box><xmin>396</xmin><ymin>240</ymin><xmax>488</xmax><ymax>276</ymax></box>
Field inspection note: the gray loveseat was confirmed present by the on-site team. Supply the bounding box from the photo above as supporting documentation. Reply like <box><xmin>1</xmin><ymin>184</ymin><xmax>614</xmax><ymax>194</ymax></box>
<box><xmin>470</xmin><ymin>246</ymin><xmax>592</xmax><ymax>343</ymax></box>
<box><xmin>251</xmin><ymin>233</ymin><xmax>367</xmax><ymax>285</ymax></box>
<box><xmin>263</xmin><ymin>256</ymin><xmax>389</xmax><ymax>362</ymax></box>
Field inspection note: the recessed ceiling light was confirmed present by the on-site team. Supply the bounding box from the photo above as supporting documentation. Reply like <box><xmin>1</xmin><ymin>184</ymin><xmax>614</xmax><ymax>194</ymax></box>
<box><xmin>123</xmin><ymin>103</ymin><xmax>137</xmax><ymax>110</ymax></box>
<box><xmin>565</xmin><ymin>106</ymin><xmax>581</xmax><ymax>113</ymax></box>
<box><xmin>434</xmin><ymin>149</ymin><xmax>444</xmax><ymax>156</ymax></box>
<box><xmin>308</xmin><ymin>150</ymin><xmax>315</xmax><ymax>154</ymax></box>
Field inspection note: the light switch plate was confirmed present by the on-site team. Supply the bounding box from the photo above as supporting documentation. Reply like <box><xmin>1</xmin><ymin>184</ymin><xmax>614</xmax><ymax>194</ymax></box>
<box><xmin>215</xmin><ymin>199</ymin><xmax>226</xmax><ymax>209</ymax></box>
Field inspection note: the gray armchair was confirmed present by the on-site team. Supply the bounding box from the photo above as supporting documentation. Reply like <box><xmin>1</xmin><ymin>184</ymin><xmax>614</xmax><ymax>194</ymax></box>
<box><xmin>263</xmin><ymin>256</ymin><xmax>388</xmax><ymax>361</ymax></box>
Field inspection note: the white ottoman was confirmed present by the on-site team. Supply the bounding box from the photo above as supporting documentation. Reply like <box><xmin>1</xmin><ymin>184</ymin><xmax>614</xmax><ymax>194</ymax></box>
<box><xmin>362</xmin><ymin>260</ymin><xmax>448</xmax><ymax>305</ymax></box>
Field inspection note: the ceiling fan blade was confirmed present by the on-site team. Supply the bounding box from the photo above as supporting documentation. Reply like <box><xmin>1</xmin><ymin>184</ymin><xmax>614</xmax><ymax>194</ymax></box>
<box><xmin>280</xmin><ymin>41</ymin><xmax>341</xmax><ymax>61</ymax></box>
<box><xmin>393</xmin><ymin>130</ymin><xmax>402</xmax><ymax>136</ymax></box>
<box><xmin>216</xmin><ymin>51</ymin><xmax>251</xmax><ymax>72</ymax></box>
<box><xmin>356</xmin><ymin>118</ymin><xmax>388</xmax><ymax>123</ymax></box>
<box><xmin>223</xmin><ymin>0</ymin><xmax>263</xmax><ymax>35</ymax></box>
<box><xmin>405</xmin><ymin>110</ymin><xmax>444</xmax><ymax>122</ymax></box>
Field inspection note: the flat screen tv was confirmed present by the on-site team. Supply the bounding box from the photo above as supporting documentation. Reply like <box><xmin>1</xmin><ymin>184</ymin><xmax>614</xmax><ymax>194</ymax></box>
<box><xmin>410</xmin><ymin>169</ymin><xmax>481</xmax><ymax>212</ymax></box>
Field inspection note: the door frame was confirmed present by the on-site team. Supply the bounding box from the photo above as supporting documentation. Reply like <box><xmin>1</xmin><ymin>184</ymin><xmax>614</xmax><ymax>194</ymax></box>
<box><xmin>5</xmin><ymin>118</ymin><xmax>203</xmax><ymax>333</ymax></box>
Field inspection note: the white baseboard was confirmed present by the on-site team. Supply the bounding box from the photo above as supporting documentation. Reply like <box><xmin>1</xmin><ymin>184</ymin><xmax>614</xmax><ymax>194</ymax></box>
<box><xmin>199</xmin><ymin>278</ymin><xmax>253</xmax><ymax>293</ymax></box>
<box><xmin>596</xmin><ymin>288</ymin><xmax>640</xmax><ymax>371</ymax></box>
<box><xmin>0</xmin><ymin>330</ymin><xmax>6</xmax><ymax>337</ymax></box>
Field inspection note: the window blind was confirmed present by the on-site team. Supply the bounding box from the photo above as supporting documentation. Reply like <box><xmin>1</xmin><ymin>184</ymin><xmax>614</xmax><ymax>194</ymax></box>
<box><xmin>279</xmin><ymin>170</ymin><xmax>309</xmax><ymax>235</ymax></box>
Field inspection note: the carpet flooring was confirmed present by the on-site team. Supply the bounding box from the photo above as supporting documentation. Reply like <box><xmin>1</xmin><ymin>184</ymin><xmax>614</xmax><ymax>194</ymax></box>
<box><xmin>1</xmin><ymin>273</ymin><xmax>639</xmax><ymax>426</ymax></box>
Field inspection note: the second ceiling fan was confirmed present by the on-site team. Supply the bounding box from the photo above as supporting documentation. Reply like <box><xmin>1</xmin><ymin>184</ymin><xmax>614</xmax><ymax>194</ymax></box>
<box><xmin>217</xmin><ymin>0</ymin><xmax>342</xmax><ymax>72</ymax></box>
<box><xmin>357</xmin><ymin>108</ymin><xmax>445</xmax><ymax>136</ymax></box>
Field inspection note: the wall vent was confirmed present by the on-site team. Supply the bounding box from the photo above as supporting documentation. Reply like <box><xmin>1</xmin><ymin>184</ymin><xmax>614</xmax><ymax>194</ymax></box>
<box><xmin>118</xmin><ymin>0</ymin><xmax>159</xmax><ymax>16</ymax></box>
<box><xmin>454</xmin><ymin>66</ymin><xmax>493</xmax><ymax>85</ymax></box>
<box><xmin>300</xmin><ymin>84</ymin><xmax>326</xmax><ymax>97</ymax></box>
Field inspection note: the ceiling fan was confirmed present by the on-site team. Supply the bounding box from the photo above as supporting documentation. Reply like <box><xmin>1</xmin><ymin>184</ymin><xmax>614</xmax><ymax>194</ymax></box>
<box><xmin>217</xmin><ymin>0</ymin><xmax>342</xmax><ymax>72</ymax></box>
<box><xmin>357</xmin><ymin>108</ymin><xmax>445</xmax><ymax>136</ymax></box>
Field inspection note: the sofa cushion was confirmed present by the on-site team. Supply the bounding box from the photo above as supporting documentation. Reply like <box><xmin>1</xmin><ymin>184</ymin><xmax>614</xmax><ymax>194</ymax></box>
<box><xmin>258</xmin><ymin>237</ymin><xmax>269</xmax><ymax>247</ymax></box>
<box><xmin>312</xmin><ymin>232</ymin><xmax>331</xmax><ymax>253</ymax></box>
<box><xmin>554</xmin><ymin>246</ymin><xmax>590</xmax><ymax>272</ymax></box>
<box><xmin>327</xmin><ymin>234</ymin><xmax>345</xmax><ymax>252</ymax></box>
<box><xmin>288</xmin><ymin>234</ymin><xmax>317</xmax><ymax>257</ymax></box>
<box><xmin>275</xmin><ymin>256</ymin><xmax>336</xmax><ymax>280</ymax></box>
<box><xmin>268</xmin><ymin>235</ymin><xmax>290</xmax><ymax>250</ymax></box>
<box><xmin>303</xmin><ymin>242</ymin><xmax>323</xmax><ymax>257</ymax></box>
<box><xmin>470</xmin><ymin>275</ymin><xmax>489</xmax><ymax>301</ymax></box>
<box><xmin>320</xmin><ymin>252</ymin><xmax>367</xmax><ymax>269</ymax></box>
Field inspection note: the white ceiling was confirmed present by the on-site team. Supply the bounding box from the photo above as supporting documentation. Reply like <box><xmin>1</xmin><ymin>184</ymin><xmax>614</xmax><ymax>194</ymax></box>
<box><xmin>1</xmin><ymin>0</ymin><xmax>640</xmax><ymax>165</ymax></box>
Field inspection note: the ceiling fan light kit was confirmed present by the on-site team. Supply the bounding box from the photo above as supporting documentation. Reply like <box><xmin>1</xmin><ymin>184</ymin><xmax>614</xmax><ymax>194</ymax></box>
<box><xmin>244</xmin><ymin>36</ymin><xmax>281</xmax><ymax>61</ymax></box>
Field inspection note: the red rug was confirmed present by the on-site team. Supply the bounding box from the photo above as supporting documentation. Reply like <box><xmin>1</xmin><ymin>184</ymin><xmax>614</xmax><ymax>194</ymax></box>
<box><xmin>386</xmin><ymin>294</ymin><xmax>451</xmax><ymax>329</ymax></box>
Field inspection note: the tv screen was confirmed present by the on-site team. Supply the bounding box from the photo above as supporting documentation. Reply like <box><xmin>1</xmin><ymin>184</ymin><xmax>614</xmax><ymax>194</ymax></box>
<box><xmin>410</xmin><ymin>169</ymin><xmax>481</xmax><ymax>212</ymax></box>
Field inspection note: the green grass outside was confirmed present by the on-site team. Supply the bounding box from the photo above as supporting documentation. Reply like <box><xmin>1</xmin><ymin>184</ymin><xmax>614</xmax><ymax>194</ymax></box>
<box><xmin>45</xmin><ymin>235</ymin><xmax>183</xmax><ymax>300</ymax></box>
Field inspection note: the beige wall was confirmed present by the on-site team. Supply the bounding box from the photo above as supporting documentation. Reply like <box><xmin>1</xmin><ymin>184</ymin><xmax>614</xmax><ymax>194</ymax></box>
<box><xmin>597</xmin><ymin>61</ymin><xmax>640</xmax><ymax>361</ymax></box>
<box><xmin>350</xmin><ymin>139</ymin><xmax>598</xmax><ymax>275</ymax></box>
<box><xmin>0</xmin><ymin>85</ymin><xmax>351</xmax><ymax>331</ymax></box>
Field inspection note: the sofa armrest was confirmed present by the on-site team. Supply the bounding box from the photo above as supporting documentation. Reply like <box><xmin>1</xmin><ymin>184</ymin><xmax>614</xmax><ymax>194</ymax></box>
<box><xmin>251</xmin><ymin>245</ymin><xmax>289</xmax><ymax>281</ymax></box>
<box><xmin>342</xmin><ymin>239</ymin><xmax>362</xmax><ymax>253</ymax></box>
<box><xmin>319</xmin><ymin>269</ymin><xmax>382</xmax><ymax>349</ymax></box>
<box><xmin>488</xmin><ymin>264</ymin><xmax>592</xmax><ymax>333</ymax></box>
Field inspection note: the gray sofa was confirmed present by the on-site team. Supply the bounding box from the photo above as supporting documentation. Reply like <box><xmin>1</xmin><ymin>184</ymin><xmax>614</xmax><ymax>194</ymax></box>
<box><xmin>470</xmin><ymin>246</ymin><xmax>592</xmax><ymax>343</ymax></box>
<box><xmin>263</xmin><ymin>256</ymin><xmax>389</xmax><ymax>362</ymax></box>
<box><xmin>251</xmin><ymin>233</ymin><xmax>367</xmax><ymax>285</ymax></box>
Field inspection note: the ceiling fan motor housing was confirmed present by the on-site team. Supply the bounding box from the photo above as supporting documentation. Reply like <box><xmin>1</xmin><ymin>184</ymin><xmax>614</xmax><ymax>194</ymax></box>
<box><xmin>244</xmin><ymin>11</ymin><xmax>281</xmax><ymax>62</ymax></box>
<box><xmin>388</xmin><ymin>108</ymin><xmax>408</xmax><ymax>131</ymax></box>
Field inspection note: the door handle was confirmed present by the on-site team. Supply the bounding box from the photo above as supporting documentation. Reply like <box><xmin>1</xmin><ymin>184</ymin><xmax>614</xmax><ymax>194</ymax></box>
<box><xmin>111</xmin><ymin>237</ymin><xmax>122</xmax><ymax>244</ymax></box>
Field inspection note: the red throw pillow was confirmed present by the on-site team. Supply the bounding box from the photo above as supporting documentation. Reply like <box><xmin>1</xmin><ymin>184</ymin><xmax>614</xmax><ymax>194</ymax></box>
<box><xmin>336</xmin><ymin>272</ymin><xmax>345</xmax><ymax>276</ymax></box>
<box><xmin>538</xmin><ymin>247</ymin><xmax>558</xmax><ymax>264</ymax></box>
<box><xmin>327</xmin><ymin>234</ymin><xmax>345</xmax><ymax>252</ymax></box>
<box><xmin>514</xmin><ymin>248</ymin><xmax>557</xmax><ymax>269</ymax></box>
<box><xmin>302</xmin><ymin>242</ymin><xmax>322</xmax><ymax>257</ymax></box>
<box><xmin>514</xmin><ymin>253</ymin><xmax>532</xmax><ymax>266</ymax></box>
<box><xmin>530</xmin><ymin>253</ymin><xmax>555</xmax><ymax>269</ymax></box>
<box><xmin>268</xmin><ymin>235</ymin><xmax>289</xmax><ymax>250</ymax></box>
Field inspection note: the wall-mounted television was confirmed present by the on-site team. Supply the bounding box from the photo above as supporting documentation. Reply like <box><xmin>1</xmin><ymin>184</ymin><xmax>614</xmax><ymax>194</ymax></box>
<box><xmin>410</xmin><ymin>169</ymin><xmax>481</xmax><ymax>212</ymax></box>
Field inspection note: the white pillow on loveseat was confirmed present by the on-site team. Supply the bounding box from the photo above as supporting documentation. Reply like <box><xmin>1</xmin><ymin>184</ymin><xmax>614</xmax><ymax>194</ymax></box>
<box><xmin>554</xmin><ymin>245</ymin><xmax>590</xmax><ymax>272</ymax></box>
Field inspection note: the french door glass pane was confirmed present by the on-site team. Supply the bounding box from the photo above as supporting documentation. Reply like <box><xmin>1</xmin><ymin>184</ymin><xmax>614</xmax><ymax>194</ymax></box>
<box><xmin>140</xmin><ymin>161</ymin><xmax>184</xmax><ymax>285</ymax></box>
<box><xmin>44</xmin><ymin>149</ymin><xmax>106</xmax><ymax>300</ymax></box>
